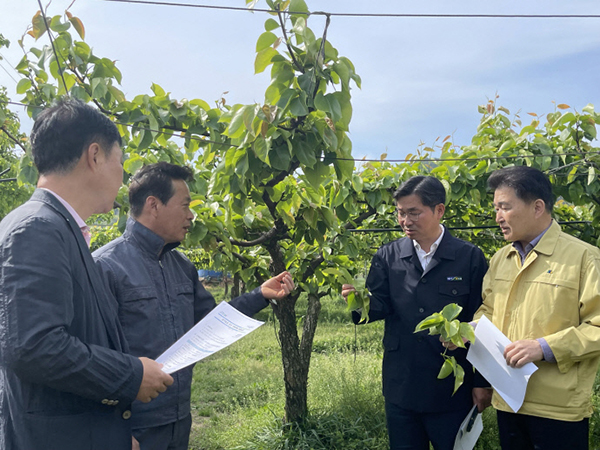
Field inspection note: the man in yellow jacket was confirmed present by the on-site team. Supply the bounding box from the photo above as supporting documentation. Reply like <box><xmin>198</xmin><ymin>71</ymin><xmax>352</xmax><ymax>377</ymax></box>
<box><xmin>475</xmin><ymin>166</ymin><xmax>600</xmax><ymax>450</ymax></box>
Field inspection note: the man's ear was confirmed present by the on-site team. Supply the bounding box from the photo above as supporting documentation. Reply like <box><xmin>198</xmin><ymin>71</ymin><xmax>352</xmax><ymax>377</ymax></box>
<box><xmin>144</xmin><ymin>196</ymin><xmax>160</xmax><ymax>218</ymax></box>
<box><xmin>436</xmin><ymin>202</ymin><xmax>446</xmax><ymax>219</ymax></box>
<box><xmin>534</xmin><ymin>199</ymin><xmax>547</xmax><ymax>218</ymax></box>
<box><xmin>85</xmin><ymin>142</ymin><xmax>102</xmax><ymax>171</ymax></box>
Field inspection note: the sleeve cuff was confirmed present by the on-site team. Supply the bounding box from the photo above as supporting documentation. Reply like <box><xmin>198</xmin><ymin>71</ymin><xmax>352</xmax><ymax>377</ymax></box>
<box><xmin>536</xmin><ymin>338</ymin><xmax>556</xmax><ymax>363</ymax></box>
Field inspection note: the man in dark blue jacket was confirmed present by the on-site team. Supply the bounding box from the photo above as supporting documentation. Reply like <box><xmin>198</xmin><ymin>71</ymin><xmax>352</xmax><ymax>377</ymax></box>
<box><xmin>342</xmin><ymin>176</ymin><xmax>490</xmax><ymax>450</ymax></box>
<box><xmin>0</xmin><ymin>98</ymin><xmax>173</xmax><ymax>450</ymax></box>
<box><xmin>94</xmin><ymin>162</ymin><xmax>294</xmax><ymax>450</ymax></box>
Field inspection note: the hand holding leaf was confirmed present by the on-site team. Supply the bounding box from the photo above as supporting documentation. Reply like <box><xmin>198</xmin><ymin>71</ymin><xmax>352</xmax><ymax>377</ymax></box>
<box><xmin>414</xmin><ymin>303</ymin><xmax>475</xmax><ymax>394</ymax></box>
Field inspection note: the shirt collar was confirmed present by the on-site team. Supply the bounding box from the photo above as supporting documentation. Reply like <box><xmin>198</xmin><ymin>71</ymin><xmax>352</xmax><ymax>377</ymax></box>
<box><xmin>124</xmin><ymin>217</ymin><xmax>180</xmax><ymax>259</ymax></box>
<box><xmin>512</xmin><ymin>220</ymin><xmax>553</xmax><ymax>261</ymax></box>
<box><xmin>413</xmin><ymin>224</ymin><xmax>445</xmax><ymax>254</ymax></box>
<box><xmin>40</xmin><ymin>188</ymin><xmax>87</xmax><ymax>229</ymax></box>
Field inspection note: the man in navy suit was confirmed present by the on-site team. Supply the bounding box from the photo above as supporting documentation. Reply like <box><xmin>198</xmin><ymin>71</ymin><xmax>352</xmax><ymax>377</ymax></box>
<box><xmin>342</xmin><ymin>176</ymin><xmax>490</xmax><ymax>450</ymax></box>
<box><xmin>0</xmin><ymin>98</ymin><xmax>173</xmax><ymax>450</ymax></box>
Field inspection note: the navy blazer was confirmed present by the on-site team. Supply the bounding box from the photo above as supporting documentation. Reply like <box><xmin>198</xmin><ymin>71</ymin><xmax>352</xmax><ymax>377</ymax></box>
<box><xmin>355</xmin><ymin>228</ymin><xmax>487</xmax><ymax>413</ymax></box>
<box><xmin>0</xmin><ymin>190</ymin><xmax>143</xmax><ymax>450</ymax></box>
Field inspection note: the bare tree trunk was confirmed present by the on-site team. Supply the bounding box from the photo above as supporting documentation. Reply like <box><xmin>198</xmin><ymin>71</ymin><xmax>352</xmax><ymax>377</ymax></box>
<box><xmin>265</xmin><ymin>240</ymin><xmax>322</xmax><ymax>422</ymax></box>
<box><xmin>231</xmin><ymin>273</ymin><xmax>240</xmax><ymax>299</ymax></box>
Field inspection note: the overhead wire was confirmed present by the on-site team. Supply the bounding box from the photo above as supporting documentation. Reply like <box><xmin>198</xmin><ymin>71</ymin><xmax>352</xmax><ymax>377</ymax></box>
<box><xmin>3</xmin><ymin>2</ymin><xmax>597</xmax><ymax>165</ymax></box>
<box><xmin>100</xmin><ymin>0</ymin><xmax>600</xmax><ymax>19</ymax></box>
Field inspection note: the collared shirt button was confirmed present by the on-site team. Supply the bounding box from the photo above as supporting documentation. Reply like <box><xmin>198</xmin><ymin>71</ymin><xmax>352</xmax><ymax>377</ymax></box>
<box><xmin>122</xmin><ymin>410</ymin><xmax>132</xmax><ymax>420</ymax></box>
<box><xmin>421</xmin><ymin>278</ymin><xmax>427</xmax><ymax>284</ymax></box>
<box><xmin>452</xmin><ymin>289</ymin><xmax>458</xmax><ymax>295</ymax></box>
<box><xmin>101</xmin><ymin>399</ymin><xmax>109</xmax><ymax>405</ymax></box>
<box><xmin>419</xmin><ymin>308</ymin><xmax>425</xmax><ymax>313</ymax></box>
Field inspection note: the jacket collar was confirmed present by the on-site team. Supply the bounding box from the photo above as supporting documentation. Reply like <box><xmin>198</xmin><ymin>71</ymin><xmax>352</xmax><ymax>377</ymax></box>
<box><xmin>31</xmin><ymin>188</ymin><xmax>75</xmax><ymax>224</ymax></box>
<box><xmin>124</xmin><ymin>217</ymin><xmax>180</xmax><ymax>259</ymax></box>
<box><xmin>507</xmin><ymin>219</ymin><xmax>560</xmax><ymax>259</ymax></box>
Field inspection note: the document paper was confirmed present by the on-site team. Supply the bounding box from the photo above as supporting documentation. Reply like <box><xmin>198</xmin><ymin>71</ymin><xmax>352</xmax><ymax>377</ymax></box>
<box><xmin>453</xmin><ymin>405</ymin><xmax>483</xmax><ymax>450</ymax></box>
<box><xmin>156</xmin><ymin>302</ymin><xmax>264</xmax><ymax>374</ymax></box>
<box><xmin>466</xmin><ymin>315</ymin><xmax>538</xmax><ymax>412</ymax></box>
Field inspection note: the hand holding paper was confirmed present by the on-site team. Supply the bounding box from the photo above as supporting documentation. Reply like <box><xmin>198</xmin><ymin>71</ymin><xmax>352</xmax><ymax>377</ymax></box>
<box><xmin>466</xmin><ymin>316</ymin><xmax>538</xmax><ymax>412</ymax></box>
<box><xmin>156</xmin><ymin>302</ymin><xmax>264</xmax><ymax>374</ymax></box>
<box><xmin>503</xmin><ymin>339</ymin><xmax>544</xmax><ymax>368</ymax></box>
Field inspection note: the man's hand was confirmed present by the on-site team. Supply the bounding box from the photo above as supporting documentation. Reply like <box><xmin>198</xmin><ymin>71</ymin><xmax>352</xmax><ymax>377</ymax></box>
<box><xmin>472</xmin><ymin>387</ymin><xmax>493</xmax><ymax>413</ymax></box>
<box><xmin>260</xmin><ymin>271</ymin><xmax>295</xmax><ymax>300</ymax></box>
<box><xmin>136</xmin><ymin>357</ymin><xmax>174</xmax><ymax>403</ymax></box>
<box><xmin>503</xmin><ymin>339</ymin><xmax>543</xmax><ymax>368</ymax></box>
<box><xmin>341</xmin><ymin>284</ymin><xmax>356</xmax><ymax>302</ymax></box>
<box><xmin>132</xmin><ymin>436</ymin><xmax>140</xmax><ymax>450</ymax></box>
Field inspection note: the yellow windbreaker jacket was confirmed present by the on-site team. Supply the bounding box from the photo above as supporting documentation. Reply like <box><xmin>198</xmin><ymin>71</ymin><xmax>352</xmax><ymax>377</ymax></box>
<box><xmin>475</xmin><ymin>220</ymin><xmax>600</xmax><ymax>421</ymax></box>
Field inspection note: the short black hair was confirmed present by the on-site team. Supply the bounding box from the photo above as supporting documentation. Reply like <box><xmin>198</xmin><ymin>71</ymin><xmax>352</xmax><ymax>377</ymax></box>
<box><xmin>129</xmin><ymin>162</ymin><xmax>194</xmax><ymax>217</ymax></box>
<box><xmin>487</xmin><ymin>166</ymin><xmax>554</xmax><ymax>213</ymax></box>
<box><xmin>393</xmin><ymin>176</ymin><xmax>446</xmax><ymax>209</ymax></box>
<box><xmin>30</xmin><ymin>97</ymin><xmax>121</xmax><ymax>175</ymax></box>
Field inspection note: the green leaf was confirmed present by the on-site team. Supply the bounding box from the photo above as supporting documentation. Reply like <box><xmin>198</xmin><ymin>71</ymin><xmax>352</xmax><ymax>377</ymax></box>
<box><xmin>314</xmin><ymin>93</ymin><xmax>342</xmax><ymax>122</ymax></box>
<box><xmin>151</xmin><ymin>83</ymin><xmax>166</xmax><ymax>96</ymax></box>
<box><xmin>437</xmin><ymin>359</ymin><xmax>453</xmax><ymax>379</ymax></box>
<box><xmin>16</xmin><ymin>78</ymin><xmax>32</xmax><ymax>94</ymax></box>
<box><xmin>243</xmin><ymin>213</ymin><xmax>255</xmax><ymax>227</ymax></box>
<box><xmin>294</xmin><ymin>136</ymin><xmax>317</xmax><ymax>168</ymax></box>
<box><xmin>304</xmin><ymin>161</ymin><xmax>329</xmax><ymax>189</ymax></box>
<box><xmin>264</xmin><ymin>18</ymin><xmax>279</xmax><ymax>31</ymax></box>
<box><xmin>588</xmin><ymin>167</ymin><xmax>596</xmax><ymax>186</ymax></box>
<box><xmin>441</xmin><ymin>303</ymin><xmax>462</xmax><ymax>321</ymax></box>
<box><xmin>255</xmin><ymin>47</ymin><xmax>278</xmax><ymax>74</ymax></box>
<box><xmin>414</xmin><ymin>313</ymin><xmax>444</xmax><ymax>332</ymax></box>
<box><xmin>276</xmin><ymin>89</ymin><xmax>297</xmax><ymax>110</ymax></box>
<box><xmin>459</xmin><ymin>322</ymin><xmax>476</xmax><ymax>344</ymax></box>
<box><xmin>253</xmin><ymin>135</ymin><xmax>270</xmax><ymax>164</ymax></box>
<box><xmin>581</xmin><ymin>121</ymin><xmax>597</xmax><ymax>140</ymax></box>
<box><xmin>49</xmin><ymin>15</ymin><xmax>70</xmax><ymax>33</ymax></box>
<box><xmin>256</xmin><ymin>31</ymin><xmax>278</xmax><ymax>52</ymax></box>
<box><xmin>226</xmin><ymin>105</ymin><xmax>250</xmax><ymax>138</ymax></box>
<box><xmin>452</xmin><ymin>360</ymin><xmax>465</xmax><ymax>395</ymax></box>
<box><xmin>269</xmin><ymin>144</ymin><xmax>291</xmax><ymax>170</ymax></box>
<box><xmin>289</xmin><ymin>95</ymin><xmax>308</xmax><ymax>116</ymax></box>
<box><xmin>289</xmin><ymin>0</ymin><xmax>309</xmax><ymax>14</ymax></box>
<box><xmin>190</xmin><ymin>98</ymin><xmax>211</xmax><ymax>111</ymax></box>
<box><xmin>582</xmin><ymin>104</ymin><xmax>595</xmax><ymax>114</ymax></box>
<box><xmin>17</xmin><ymin>154</ymin><xmax>38</xmax><ymax>185</ymax></box>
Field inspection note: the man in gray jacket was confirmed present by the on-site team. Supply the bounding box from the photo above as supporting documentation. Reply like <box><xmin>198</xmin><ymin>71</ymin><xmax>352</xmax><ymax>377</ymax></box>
<box><xmin>0</xmin><ymin>98</ymin><xmax>173</xmax><ymax>450</ymax></box>
<box><xmin>94</xmin><ymin>162</ymin><xmax>294</xmax><ymax>450</ymax></box>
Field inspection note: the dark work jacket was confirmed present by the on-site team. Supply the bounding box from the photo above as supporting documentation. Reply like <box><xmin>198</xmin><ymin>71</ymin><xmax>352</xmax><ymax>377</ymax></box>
<box><xmin>354</xmin><ymin>228</ymin><xmax>487</xmax><ymax>413</ymax></box>
<box><xmin>0</xmin><ymin>190</ymin><xmax>143</xmax><ymax>450</ymax></box>
<box><xmin>93</xmin><ymin>218</ymin><xmax>269</xmax><ymax>429</ymax></box>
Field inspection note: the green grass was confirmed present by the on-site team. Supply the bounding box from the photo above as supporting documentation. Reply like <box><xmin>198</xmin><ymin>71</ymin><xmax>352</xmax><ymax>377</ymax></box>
<box><xmin>188</xmin><ymin>285</ymin><xmax>599</xmax><ymax>449</ymax></box>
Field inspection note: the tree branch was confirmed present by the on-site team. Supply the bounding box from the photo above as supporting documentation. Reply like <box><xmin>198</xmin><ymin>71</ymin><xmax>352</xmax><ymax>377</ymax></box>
<box><xmin>266</xmin><ymin>160</ymin><xmax>300</xmax><ymax>189</ymax></box>
<box><xmin>229</xmin><ymin>227</ymin><xmax>279</xmax><ymax>247</ymax></box>
<box><xmin>343</xmin><ymin>206</ymin><xmax>377</xmax><ymax>230</ymax></box>
<box><xmin>0</xmin><ymin>126</ymin><xmax>27</xmax><ymax>153</ymax></box>
<box><xmin>277</xmin><ymin>8</ymin><xmax>304</xmax><ymax>74</ymax></box>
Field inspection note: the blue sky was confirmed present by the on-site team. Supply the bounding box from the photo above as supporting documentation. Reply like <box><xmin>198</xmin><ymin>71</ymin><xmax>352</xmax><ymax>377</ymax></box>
<box><xmin>1</xmin><ymin>0</ymin><xmax>599</xmax><ymax>160</ymax></box>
